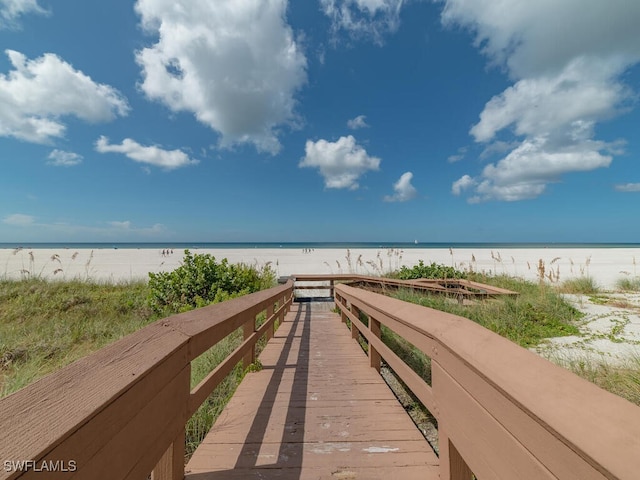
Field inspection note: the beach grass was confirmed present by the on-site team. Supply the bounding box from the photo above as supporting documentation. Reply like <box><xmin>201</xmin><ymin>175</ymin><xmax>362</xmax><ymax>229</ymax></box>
<box><xmin>393</xmin><ymin>274</ymin><xmax>582</xmax><ymax>348</ymax></box>
<box><xmin>555</xmin><ymin>355</ymin><xmax>640</xmax><ymax>405</ymax></box>
<box><xmin>0</xmin><ymin>278</ymin><xmax>155</xmax><ymax>395</ymax></box>
<box><xmin>616</xmin><ymin>276</ymin><xmax>640</xmax><ymax>292</ymax></box>
<box><xmin>559</xmin><ymin>276</ymin><xmax>600</xmax><ymax>294</ymax></box>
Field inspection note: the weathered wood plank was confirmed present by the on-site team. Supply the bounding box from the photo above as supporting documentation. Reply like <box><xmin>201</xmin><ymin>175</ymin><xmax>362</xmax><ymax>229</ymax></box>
<box><xmin>187</xmin><ymin>302</ymin><xmax>438</xmax><ymax>478</ymax></box>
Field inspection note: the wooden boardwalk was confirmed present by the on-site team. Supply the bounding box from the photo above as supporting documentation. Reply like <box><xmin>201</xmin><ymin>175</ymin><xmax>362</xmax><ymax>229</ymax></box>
<box><xmin>186</xmin><ymin>301</ymin><xmax>439</xmax><ymax>480</ymax></box>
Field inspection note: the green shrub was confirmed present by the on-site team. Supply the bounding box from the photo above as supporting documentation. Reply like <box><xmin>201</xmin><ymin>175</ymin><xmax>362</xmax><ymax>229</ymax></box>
<box><xmin>396</xmin><ymin>260</ymin><xmax>467</xmax><ymax>280</ymax></box>
<box><xmin>148</xmin><ymin>250</ymin><xmax>275</xmax><ymax>315</ymax></box>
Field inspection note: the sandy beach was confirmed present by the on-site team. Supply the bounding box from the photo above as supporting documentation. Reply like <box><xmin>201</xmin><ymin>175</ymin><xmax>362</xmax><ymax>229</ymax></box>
<box><xmin>1</xmin><ymin>246</ymin><xmax>639</xmax><ymax>290</ymax></box>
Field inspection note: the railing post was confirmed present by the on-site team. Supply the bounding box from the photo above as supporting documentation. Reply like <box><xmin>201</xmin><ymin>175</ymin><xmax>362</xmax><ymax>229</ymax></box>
<box><xmin>243</xmin><ymin>316</ymin><xmax>256</xmax><ymax>368</ymax></box>
<box><xmin>369</xmin><ymin>316</ymin><xmax>381</xmax><ymax>372</ymax></box>
<box><xmin>439</xmin><ymin>428</ymin><xmax>474</xmax><ymax>480</ymax></box>
<box><xmin>350</xmin><ymin>303</ymin><xmax>360</xmax><ymax>340</ymax></box>
<box><xmin>337</xmin><ymin>294</ymin><xmax>347</xmax><ymax>324</ymax></box>
<box><xmin>152</xmin><ymin>363</ymin><xmax>189</xmax><ymax>480</ymax></box>
<box><xmin>283</xmin><ymin>293</ymin><xmax>290</xmax><ymax>315</ymax></box>
<box><xmin>329</xmin><ymin>279</ymin><xmax>334</xmax><ymax>298</ymax></box>
<box><xmin>266</xmin><ymin>303</ymin><xmax>275</xmax><ymax>341</ymax></box>
<box><xmin>152</xmin><ymin>430</ymin><xmax>185</xmax><ymax>480</ymax></box>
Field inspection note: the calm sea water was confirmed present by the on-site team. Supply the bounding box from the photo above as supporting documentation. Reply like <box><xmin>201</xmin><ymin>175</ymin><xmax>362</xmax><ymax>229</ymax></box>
<box><xmin>1</xmin><ymin>242</ymin><xmax>639</xmax><ymax>250</ymax></box>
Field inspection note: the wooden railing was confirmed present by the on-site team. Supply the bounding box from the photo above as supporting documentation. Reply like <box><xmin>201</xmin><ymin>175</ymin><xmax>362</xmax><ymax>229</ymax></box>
<box><xmin>334</xmin><ymin>283</ymin><xmax>640</xmax><ymax>479</ymax></box>
<box><xmin>0</xmin><ymin>280</ymin><xmax>294</xmax><ymax>480</ymax></box>
<box><xmin>293</xmin><ymin>273</ymin><xmax>517</xmax><ymax>301</ymax></box>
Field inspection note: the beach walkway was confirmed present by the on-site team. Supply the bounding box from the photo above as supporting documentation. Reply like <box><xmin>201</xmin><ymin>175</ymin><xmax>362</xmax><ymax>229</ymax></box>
<box><xmin>185</xmin><ymin>300</ymin><xmax>439</xmax><ymax>479</ymax></box>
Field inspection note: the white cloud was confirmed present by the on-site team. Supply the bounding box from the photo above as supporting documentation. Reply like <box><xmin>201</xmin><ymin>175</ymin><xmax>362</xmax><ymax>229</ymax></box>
<box><xmin>299</xmin><ymin>135</ymin><xmax>380</xmax><ymax>189</ymax></box>
<box><xmin>447</xmin><ymin>146</ymin><xmax>467</xmax><ymax>163</ymax></box>
<box><xmin>439</xmin><ymin>0</ymin><xmax>640</xmax><ymax>78</ymax></box>
<box><xmin>109</xmin><ymin>221</ymin><xmax>132</xmax><ymax>229</ymax></box>
<box><xmin>615</xmin><ymin>183</ymin><xmax>640</xmax><ymax>192</ymax></box>
<box><xmin>0</xmin><ymin>50</ymin><xmax>129</xmax><ymax>144</ymax></box>
<box><xmin>3</xmin><ymin>213</ymin><xmax>34</xmax><ymax>226</ymax></box>
<box><xmin>470</xmin><ymin>59</ymin><xmax>628</xmax><ymax>143</ymax></box>
<box><xmin>347</xmin><ymin>114</ymin><xmax>369</xmax><ymax>129</ymax></box>
<box><xmin>439</xmin><ymin>0</ymin><xmax>640</xmax><ymax>202</ymax></box>
<box><xmin>108</xmin><ymin>220</ymin><xmax>165</xmax><ymax>234</ymax></box>
<box><xmin>451</xmin><ymin>174</ymin><xmax>475</xmax><ymax>196</ymax></box>
<box><xmin>0</xmin><ymin>0</ymin><xmax>47</xmax><ymax>29</ymax></box>
<box><xmin>95</xmin><ymin>136</ymin><xmax>198</xmax><ymax>170</ymax></box>
<box><xmin>47</xmin><ymin>149</ymin><xmax>83</xmax><ymax>167</ymax></box>
<box><xmin>384</xmin><ymin>171</ymin><xmax>417</xmax><ymax>202</ymax></box>
<box><xmin>321</xmin><ymin>0</ymin><xmax>405</xmax><ymax>44</ymax></box>
<box><xmin>455</xmin><ymin>134</ymin><xmax>614</xmax><ymax>203</ymax></box>
<box><xmin>134</xmin><ymin>0</ymin><xmax>307</xmax><ymax>154</ymax></box>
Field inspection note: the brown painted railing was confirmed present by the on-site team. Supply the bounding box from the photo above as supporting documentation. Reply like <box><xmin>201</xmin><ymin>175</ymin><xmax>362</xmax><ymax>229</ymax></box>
<box><xmin>334</xmin><ymin>282</ymin><xmax>640</xmax><ymax>479</ymax></box>
<box><xmin>293</xmin><ymin>273</ymin><xmax>517</xmax><ymax>300</ymax></box>
<box><xmin>0</xmin><ymin>280</ymin><xmax>294</xmax><ymax>480</ymax></box>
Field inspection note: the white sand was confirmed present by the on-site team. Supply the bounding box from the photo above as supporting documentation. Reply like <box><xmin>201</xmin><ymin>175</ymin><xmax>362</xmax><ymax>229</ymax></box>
<box><xmin>535</xmin><ymin>293</ymin><xmax>640</xmax><ymax>365</ymax></box>
<box><xmin>1</xmin><ymin>246</ymin><xmax>638</xmax><ymax>289</ymax></box>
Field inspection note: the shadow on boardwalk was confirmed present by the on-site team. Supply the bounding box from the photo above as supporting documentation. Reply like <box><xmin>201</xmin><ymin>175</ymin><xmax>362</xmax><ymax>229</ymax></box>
<box><xmin>186</xmin><ymin>302</ymin><xmax>438</xmax><ymax>479</ymax></box>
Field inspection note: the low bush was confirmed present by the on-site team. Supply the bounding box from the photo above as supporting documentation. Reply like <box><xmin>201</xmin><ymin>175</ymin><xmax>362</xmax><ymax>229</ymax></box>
<box><xmin>148</xmin><ymin>250</ymin><xmax>275</xmax><ymax>315</ymax></box>
<box><xmin>395</xmin><ymin>260</ymin><xmax>467</xmax><ymax>280</ymax></box>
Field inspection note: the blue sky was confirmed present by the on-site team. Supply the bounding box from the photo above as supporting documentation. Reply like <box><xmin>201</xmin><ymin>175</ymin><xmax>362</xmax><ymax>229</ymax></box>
<box><xmin>1</xmin><ymin>0</ymin><xmax>639</xmax><ymax>243</ymax></box>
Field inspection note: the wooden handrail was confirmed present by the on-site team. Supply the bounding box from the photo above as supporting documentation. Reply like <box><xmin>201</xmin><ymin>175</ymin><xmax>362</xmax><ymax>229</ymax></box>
<box><xmin>0</xmin><ymin>280</ymin><xmax>294</xmax><ymax>480</ymax></box>
<box><xmin>293</xmin><ymin>273</ymin><xmax>517</xmax><ymax>299</ymax></box>
<box><xmin>334</xmin><ymin>283</ymin><xmax>640</xmax><ymax>479</ymax></box>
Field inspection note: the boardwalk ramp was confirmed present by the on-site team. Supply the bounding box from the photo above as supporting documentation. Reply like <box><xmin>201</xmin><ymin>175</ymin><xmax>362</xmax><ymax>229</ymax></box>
<box><xmin>186</xmin><ymin>301</ymin><xmax>439</xmax><ymax>479</ymax></box>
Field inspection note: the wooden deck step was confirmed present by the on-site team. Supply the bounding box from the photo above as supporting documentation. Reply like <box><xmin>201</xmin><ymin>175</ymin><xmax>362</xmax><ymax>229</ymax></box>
<box><xmin>186</xmin><ymin>301</ymin><xmax>439</xmax><ymax>480</ymax></box>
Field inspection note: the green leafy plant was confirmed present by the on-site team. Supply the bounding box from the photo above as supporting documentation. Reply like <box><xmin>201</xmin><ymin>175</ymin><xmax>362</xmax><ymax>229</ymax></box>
<box><xmin>147</xmin><ymin>250</ymin><xmax>275</xmax><ymax>315</ymax></box>
<box><xmin>395</xmin><ymin>260</ymin><xmax>467</xmax><ymax>280</ymax></box>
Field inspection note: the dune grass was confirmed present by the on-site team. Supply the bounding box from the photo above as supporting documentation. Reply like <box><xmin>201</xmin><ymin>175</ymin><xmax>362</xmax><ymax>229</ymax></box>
<box><xmin>393</xmin><ymin>274</ymin><xmax>581</xmax><ymax>348</ymax></box>
<box><xmin>556</xmin><ymin>356</ymin><xmax>640</xmax><ymax>405</ymax></box>
<box><xmin>0</xmin><ymin>278</ymin><xmax>155</xmax><ymax>395</ymax></box>
<box><xmin>616</xmin><ymin>276</ymin><xmax>640</xmax><ymax>292</ymax></box>
<box><xmin>559</xmin><ymin>276</ymin><xmax>600</xmax><ymax>294</ymax></box>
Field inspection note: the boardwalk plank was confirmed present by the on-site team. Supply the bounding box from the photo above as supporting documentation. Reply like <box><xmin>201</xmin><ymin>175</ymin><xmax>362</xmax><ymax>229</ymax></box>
<box><xmin>187</xmin><ymin>302</ymin><xmax>439</xmax><ymax>480</ymax></box>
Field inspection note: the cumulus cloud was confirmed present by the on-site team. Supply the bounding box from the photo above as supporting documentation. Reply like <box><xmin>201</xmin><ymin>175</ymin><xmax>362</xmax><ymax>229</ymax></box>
<box><xmin>134</xmin><ymin>0</ymin><xmax>307</xmax><ymax>154</ymax></box>
<box><xmin>95</xmin><ymin>136</ymin><xmax>198</xmax><ymax>170</ymax></box>
<box><xmin>3</xmin><ymin>213</ymin><xmax>34</xmax><ymax>226</ymax></box>
<box><xmin>451</xmin><ymin>174</ymin><xmax>475</xmax><ymax>196</ymax></box>
<box><xmin>470</xmin><ymin>59</ymin><xmax>628</xmax><ymax>143</ymax></box>
<box><xmin>347</xmin><ymin>115</ymin><xmax>369</xmax><ymax>129</ymax></box>
<box><xmin>0</xmin><ymin>50</ymin><xmax>129</xmax><ymax>143</ymax></box>
<box><xmin>440</xmin><ymin>0</ymin><xmax>640</xmax><ymax>202</ymax></box>
<box><xmin>299</xmin><ymin>135</ymin><xmax>380</xmax><ymax>189</ymax></box>
<box><xmin>321</xmin><ymin>0</ymin><xmax>405</xmax><ymax>44</ymax></box>
<box><xmin>384</xmin><ymin>171</ymin><xmax>417</xmax><ymax>202</ymax></box>
<box><xmin>0</xmin><ymin>0</ymin><xmax>47</xmax><ymax>29</ymax></box>
<box><xmin>615</xmin><ymin>183</ymin><xmax>640</xmax><ymax>192</ymax></box>
<box><xmin>47</xmin><ymin>149</ymin><xmax>83</xmax><ymax>167</ymax></box>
